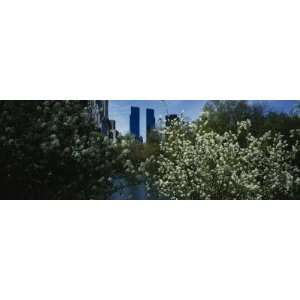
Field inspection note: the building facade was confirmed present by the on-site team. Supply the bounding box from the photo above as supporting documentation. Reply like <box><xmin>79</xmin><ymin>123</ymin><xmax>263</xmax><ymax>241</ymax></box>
<box><xmin>146</xmin><ymin>108</ymin><xmax>156</xmax><ymax>143</ymax></box>
<box><xmin>130</xmin><ymin>106</ymin><xmax>140</xmax><ymax>140</ymax></box>
<box><xmin>80</xmin><ymin>100</ymin><xmax>119</xmax><ymax>141</ymax></box>
<box><xmin>92</xmin><ymin>100</ymin><xmax>109</xmax><ymax>135</ymax></box>
<box><xmin>109</xmin><ymin>119</ymin><xmax>119</xmax><ymax>141</ymax></box>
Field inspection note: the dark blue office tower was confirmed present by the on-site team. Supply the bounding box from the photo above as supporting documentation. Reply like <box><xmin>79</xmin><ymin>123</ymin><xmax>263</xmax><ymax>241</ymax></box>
<box><xmin>130</xmin><ymin>106</ymin><xmax>140</xmax><ymax>140</ymax></box>
<box><xmin>146</xmin><ymin>108</ymin><xmax>155</xmax><ymax>143</ymax></box>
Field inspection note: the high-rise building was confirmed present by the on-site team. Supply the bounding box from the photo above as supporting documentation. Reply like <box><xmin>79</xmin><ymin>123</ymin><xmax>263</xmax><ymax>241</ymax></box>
<box><xmin>80</xmin><ymin>100</ymin><xmax>115</xmax><ymax>137</ymax></box>
<box><xmin>146</xmin><ymin>108</ymin><xmax>155</xmax><ymax>143</ymax></box>
<box><xmin>130</xmin><ymin>106</ymin><xmax>140</xmax><ymax>139</ymax></box>
<box><xmin>109</xmin><ymin>119</ymin><xmax>119</xmax><ymax>142</ymax></box>
<box><xmin>97</xmin><ymin>100</ymin><xmax>108</xmax><ymax>119</ymax></box>
<box><xmin>166</xmin><ymin>114</ymin><xmax>178</xmax><ymax>127</ymax></box>
<box><xmin>87</xmin><ymin>100</ymin><xmax>110</xmax><ymax>135</ymax></box>
<box><xmin>79</xmin><ymin>100</ymin><xmax>120</xmax><ymax>142</ymax></box>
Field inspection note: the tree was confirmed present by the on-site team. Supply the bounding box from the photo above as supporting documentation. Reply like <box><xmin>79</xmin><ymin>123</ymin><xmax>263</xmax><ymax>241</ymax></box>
<box><xmin>201</xmin><ymin>100</ymin><xmax>300</xmax><ymax>139</ymax></box>
<box><xmin>0</xmin><ymin>101</ymin><xmax>127</xmax><ymax>199</ymax></box>
<box><xmin>200</xmin><ymin>100</ymin><xmax>265</xmax><ymax>135</ymax></box>
<box><xmin>293</xmin><ymin>102</ymin><xmax>300</xmax><ymax>115</ymax></box>
<box><xmin>141</xmin><ymin>118</ymin><xmax>300</xmax><ymax>200</ymax></box>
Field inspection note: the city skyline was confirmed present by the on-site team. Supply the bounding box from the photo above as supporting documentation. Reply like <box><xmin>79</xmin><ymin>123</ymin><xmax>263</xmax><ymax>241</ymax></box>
<box><xmin>109</xmin><ymin>100</ymin><xmax>299</xmax><ymax>141</ymax></box>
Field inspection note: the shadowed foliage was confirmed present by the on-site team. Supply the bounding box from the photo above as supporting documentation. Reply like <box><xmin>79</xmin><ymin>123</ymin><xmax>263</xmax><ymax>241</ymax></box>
<box><xmin>0</xmin><ymin>101</ymin><xmax>122</xmax><ymax>199</ymax></box>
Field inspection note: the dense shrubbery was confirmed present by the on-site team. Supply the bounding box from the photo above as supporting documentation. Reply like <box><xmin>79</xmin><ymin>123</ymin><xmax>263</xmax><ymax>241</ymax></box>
<box><xmin>141</xmin><ymin>118</ymin><xmax>300</xmax><ymax>200</ymax></box>
<box><xmin>0</xmin><ymin>101</ymin><xmax>128</xmax><ymax>199</ymax></box>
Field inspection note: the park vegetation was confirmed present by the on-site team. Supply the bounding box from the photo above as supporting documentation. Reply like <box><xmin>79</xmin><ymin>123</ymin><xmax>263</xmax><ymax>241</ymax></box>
<box><xmin>1</xmin><ymin>100</ymin><xmax>300</xmax><ymax>199</ymax></box>
<box><xmin>0</xmin><ymin>101</ymin><xmax>130</xmax><ymax>199</ymax></box>
<box><xmin>140</xmin><ymin>101</ymin><xmax>300</xmax><ymax>199</ymax></box>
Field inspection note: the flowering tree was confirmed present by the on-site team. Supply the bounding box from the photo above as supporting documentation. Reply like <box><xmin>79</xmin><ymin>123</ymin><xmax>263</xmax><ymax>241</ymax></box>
<box><xmin>0</xmin><ymin>101</ymin><xmax>130</xmax><ymax>199</ymax></box>
<box><xmin>142</xmin><ymin>118</ymin><xmax>300</xmax><ymax>200</ymax></box>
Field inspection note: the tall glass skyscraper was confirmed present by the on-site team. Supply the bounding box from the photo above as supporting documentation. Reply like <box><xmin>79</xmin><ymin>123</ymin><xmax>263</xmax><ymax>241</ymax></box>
<box><xmin>130</xmin><ymin>106</ymin><xmax>140</xmax><ymax>139</ymax></box>
<box><xmin>146</xmin><ymin>108</ymin><xmax>155</xmax><ymax>143</ymax></box>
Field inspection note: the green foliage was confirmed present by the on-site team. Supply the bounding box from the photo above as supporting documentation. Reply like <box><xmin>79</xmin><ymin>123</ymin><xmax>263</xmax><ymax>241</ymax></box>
<box><xmin>0</xmin><ymin>101</ymin><xmax>122</xmax><ymax>199</ymax></box>
<box><xmin>200</xmin><ymin>100</ymin><xmax>265</xmax><ymax>135</ymax></box>
<box><xmin>147</xmin><ymin>129</ymin><xmax>161</xmax><ymax>144</ymax></box>
<box><xmin>117</xmin><ymin>133</ymin><xmax>160</xmax><ymax>167</ymax></box>
<box><xmin>200</xmin><ymin>101</ymin><xmax>300</xmax><ymax>139</ymax></box>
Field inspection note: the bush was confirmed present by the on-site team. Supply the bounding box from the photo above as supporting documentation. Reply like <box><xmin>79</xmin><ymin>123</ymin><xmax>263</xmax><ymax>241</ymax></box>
<box><xmin>0</xmin><ymin>101</ymin><xmax>125</xmax><ymax>199</ymax></box>
<box><xmin>142</xmin><ymin>118</ymin><xmax>300</xmax><ymax>200</ymax></box>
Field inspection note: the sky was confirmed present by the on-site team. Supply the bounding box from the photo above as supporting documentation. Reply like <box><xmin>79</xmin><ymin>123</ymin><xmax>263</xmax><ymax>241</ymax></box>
<box><xmin>109</xmin><ymin>100</ymin><xmax>299</xmax><ymax>141</ymax></box>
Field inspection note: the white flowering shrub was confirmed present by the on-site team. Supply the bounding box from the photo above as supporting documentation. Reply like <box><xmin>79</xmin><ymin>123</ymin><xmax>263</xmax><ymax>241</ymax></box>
<box><xmin>142</xmin><ymin>118</ymin><xmax>300</xmax><ymax>200</ymax></box>
<box><xmin>0</xmin><ymin>101</ymin><xmax>131</xmax><ymax>199</ymax></box>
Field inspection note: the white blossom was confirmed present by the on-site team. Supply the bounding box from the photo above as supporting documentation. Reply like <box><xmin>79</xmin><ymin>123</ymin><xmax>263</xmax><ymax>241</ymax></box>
<box><xmin>143</xmin><ymin>119</ymin><xmax>300</xmax><ymax>200</ymax></box>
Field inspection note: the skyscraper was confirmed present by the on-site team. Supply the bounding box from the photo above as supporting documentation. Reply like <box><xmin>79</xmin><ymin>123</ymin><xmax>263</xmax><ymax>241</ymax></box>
<box><xmin>146</xmin><ymin>108</ymin><xmax>155</xmax><ymax>143</ymax></box>
<box><xmin>90</xmin><ymin>100</ymin><xmax>110</xmax><ymax>135</ymax></box>
<box><xmin>97</xmin><ymin>100</ymin><xmax>108</xmax><ymax>119</ymax></box>
<box><xmin>130</xmin><ymin>106</ymin><xmax>140</xmax><ymax>140</ymax></box>
<box><xmin>81</xmin><ymin>100</ymin><xmax>115</xmax><ymax>138</ymax></box>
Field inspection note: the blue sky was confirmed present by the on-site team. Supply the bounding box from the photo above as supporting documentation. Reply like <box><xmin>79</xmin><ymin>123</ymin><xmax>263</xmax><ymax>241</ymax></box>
<box><xmin>109</xmin><ymin>100</ymin><xmax>299</xmax><ymax>141</ymax></box>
